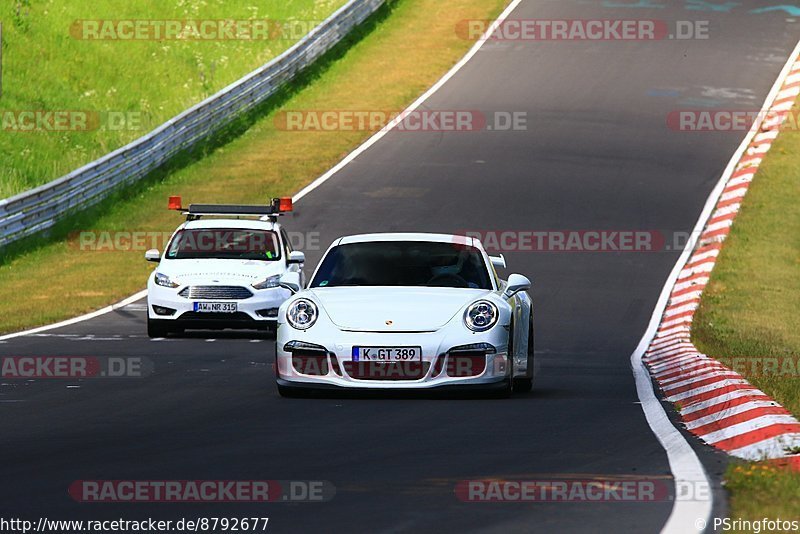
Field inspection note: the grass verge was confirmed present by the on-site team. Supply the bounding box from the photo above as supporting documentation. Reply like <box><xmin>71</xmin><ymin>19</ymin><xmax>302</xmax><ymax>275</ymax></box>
<box><xmin>0</xmin><ymin>0</ymin><xmax>346</xmax><ymax>197</ymax></box>
<box><xmin>0</xmin><ymin>0</ymin><xmax>507</xmax><ymax>334</ymax></box>
<box><xmin>693</xmin><ymin>116</ymin><xmax>800</xmax><ymax>415</ymax></box>
<box><xmin>692</xmin><ymin>109</ymin><xmax>800</xmax><ymax>522</ymax></box>
<box><xmin>723</xmin><ymin>462</ymin><xmax>800</xmax><ymax>531</ymax></box>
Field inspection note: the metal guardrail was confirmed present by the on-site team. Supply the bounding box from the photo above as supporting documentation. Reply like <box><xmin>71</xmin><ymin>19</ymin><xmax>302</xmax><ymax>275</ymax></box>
<box><xmin>0</xmin><ymin>0</ymin><xmax>385</xmax><ymax>248</ymax></box>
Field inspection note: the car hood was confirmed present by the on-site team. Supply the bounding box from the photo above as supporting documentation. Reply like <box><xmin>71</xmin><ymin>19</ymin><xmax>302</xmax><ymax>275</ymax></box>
<box><xmin>309</xmin><ymin>287</ymin><xmax>493</xmax><ymax>332</ymax></box>
<box><xmin>158</xmin><ymin>259</ymin><xmax>284</xmax><ymax>285</ymax></box>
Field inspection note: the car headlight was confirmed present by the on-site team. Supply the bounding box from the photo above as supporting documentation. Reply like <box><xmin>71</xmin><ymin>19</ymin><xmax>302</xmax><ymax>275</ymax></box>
<box><xmin>154</xmin><ymin>272</ymin><xmax>180</xmax><ymax>288</ymax></box>
<box><xmin>287</xmin><ymin>299</ymin><xmax>318</xmax><ymax>330</ymax></box>
<box><xmin>252</xmin><ymin>275</ymin><xmax>281</xmax><ymax>290</ymax></box>
<box><xmin>464</xmin><ymin>300</ymin><xmax>498</xmax><ymax>332</ymax></box>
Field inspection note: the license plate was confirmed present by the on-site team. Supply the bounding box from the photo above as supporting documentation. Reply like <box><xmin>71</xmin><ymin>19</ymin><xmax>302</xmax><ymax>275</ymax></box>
<box><xmin>351</xmin><ymin>346</ymin><xmax>422</xmax><ymax>363</ymax></box>
<box><xmin>193</xmin><ymin>302</ymin><xmax>238</xmax><ymax>313</ymax></box>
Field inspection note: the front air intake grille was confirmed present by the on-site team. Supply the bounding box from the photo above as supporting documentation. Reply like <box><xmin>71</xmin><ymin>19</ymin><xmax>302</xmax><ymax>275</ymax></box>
<box><xmin>343</xmin><ymin>362</ymin><xmax>430</xmax><ymax>381</ymax></box>
<box><xmin>292</xmin><ymin>352</ymin><xmax>330</xmax><ymax>376</ymax></box>
<box><xmin>178</xmin><ymin>286</ymin><xmax>253</xmax><ymax>300</ymax></box>
<box><xmin>446</xmin><ymin>352</ymin><xmax>487</xmax><ymax>377</ymax></box>
<box><xmin>177</xmin><ymin>312</ymin><xmax>255</xmax><ymax>323</ymax></box>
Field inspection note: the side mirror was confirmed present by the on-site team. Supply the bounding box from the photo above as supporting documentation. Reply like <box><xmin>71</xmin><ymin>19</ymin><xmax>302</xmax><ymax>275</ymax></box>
<box><xmin>279</xmin><ymin>271</ymin><xmax>302</xmax><ymax>294</ymax></box>
<box><xmin>145</xmin><ymin>249</ymin><xmax>161</xmax><ymax>263</ymax></box>
<box><xmin>489</xmin><ymin>254</ymin><xmax>506</xmax><ymax>269</ymax></box>
<box><xmin>504</xmin><ymin>274</ymin><xmax>531</xmax><ymax>298</ymax></box>
<box><xmin>287</xmin><ymin>251</ymin><xmax>305</xmax><ymax>265</ymax></box>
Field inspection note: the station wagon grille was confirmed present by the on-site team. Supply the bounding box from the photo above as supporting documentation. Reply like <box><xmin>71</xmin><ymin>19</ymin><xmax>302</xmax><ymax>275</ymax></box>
<box><xmin>179</xmin><ymin>286</ymin><xmax>253</xmax><ymax>300</ymax></box>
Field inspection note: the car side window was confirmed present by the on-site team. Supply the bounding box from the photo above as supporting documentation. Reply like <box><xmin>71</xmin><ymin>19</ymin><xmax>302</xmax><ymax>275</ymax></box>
<box><xmin>280</xmin><ymin>228</ymin><xmax>293</xmax><ymax>256</ymax></box>
<box><xmin>488</xmin><ymin>260</ymin><xmax>502</xmax><ymax>290</ymax></box>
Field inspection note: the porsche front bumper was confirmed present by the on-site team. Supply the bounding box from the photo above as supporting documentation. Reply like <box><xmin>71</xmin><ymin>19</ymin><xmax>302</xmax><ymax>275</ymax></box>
<box><xmin>275</xmin><ymin>327</ymin><xmax>512</xmax><ymax>390</ymax></box>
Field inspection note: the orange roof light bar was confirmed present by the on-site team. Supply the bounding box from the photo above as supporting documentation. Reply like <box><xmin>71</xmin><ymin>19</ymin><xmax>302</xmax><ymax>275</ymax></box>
<box><xmin>178</xmin><ymin>197</ymin><xmax>287</xmax><ymax>219</ymax></box>
<box><xmin>278</xmin><ymin>197</ymin><xmax>293</xmax><ymax>212</ymax></box>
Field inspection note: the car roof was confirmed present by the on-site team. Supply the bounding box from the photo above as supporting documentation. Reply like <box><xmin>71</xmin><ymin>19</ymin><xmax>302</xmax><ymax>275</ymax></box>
<box><xmin>181</xmin><ymin>218</ymin><xmax>280</xmax><ymax>231</ymax></box>
<box><xmin>336</xmin><ymin>232</ymin><xmax>479</xmax><ymax>248</ymax></box>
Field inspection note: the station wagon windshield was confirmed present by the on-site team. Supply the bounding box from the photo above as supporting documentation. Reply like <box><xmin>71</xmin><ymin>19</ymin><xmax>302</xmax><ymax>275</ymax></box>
<box><xmin>166</xmin><ymin>229</ymin><xmax>281</xmax><ymax>261</ymax></box>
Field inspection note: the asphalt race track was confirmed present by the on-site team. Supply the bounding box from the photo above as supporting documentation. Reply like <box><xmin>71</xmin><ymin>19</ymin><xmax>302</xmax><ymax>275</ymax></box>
<box><xmin>2</xmin><ymin>1</ymin><xmax>800</xmax><ymax>532</ymax></box>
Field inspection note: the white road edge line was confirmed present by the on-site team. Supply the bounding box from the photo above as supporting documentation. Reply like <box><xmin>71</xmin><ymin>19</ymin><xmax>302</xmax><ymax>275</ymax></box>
<box><xmin>0</xmin><ymin>290</ymin><xmax>148</xmax><ymax>342</ymax></box>
<box><xmin>630</xmin><ymin>38</ymin><xmax>800</xmax><ymax>534</ymax></box>
<box><xmin>293</xmin><ymin>0</ymin><xmax>525</xmax><ymax>203</ymax></box>
<box><xmin>0</xmin><ymin>0</ymin><xmax>524</xmax><ymax>341</ymax></box>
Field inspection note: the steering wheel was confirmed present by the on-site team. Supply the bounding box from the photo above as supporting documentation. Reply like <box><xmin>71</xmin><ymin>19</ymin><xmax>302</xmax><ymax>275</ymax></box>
<box><xmin>426</xmin><ymin>273</ymin><xmax>469</xmax><ymax>288</ymax></box>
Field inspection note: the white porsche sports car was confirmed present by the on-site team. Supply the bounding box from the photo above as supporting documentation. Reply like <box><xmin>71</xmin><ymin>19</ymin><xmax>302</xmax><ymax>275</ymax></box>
<box><xmin>275</xmin><ymin>233</ymin><xmax>534</xmax><ymax>396</ymax></box>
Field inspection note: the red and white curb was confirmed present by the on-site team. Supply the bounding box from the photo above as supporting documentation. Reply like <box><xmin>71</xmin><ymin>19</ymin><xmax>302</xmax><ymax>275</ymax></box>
<box><xmin>642</xmin><ymin>58</ymin><xmax>800</xmax><ymax>464</ymax></box>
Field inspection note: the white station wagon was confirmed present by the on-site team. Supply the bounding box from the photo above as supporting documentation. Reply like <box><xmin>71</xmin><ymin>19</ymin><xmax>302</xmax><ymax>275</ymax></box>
<box><xmin>145</xmin><ymin>197</ymin><xmax>304</xmax><ymax>337</ymax></box>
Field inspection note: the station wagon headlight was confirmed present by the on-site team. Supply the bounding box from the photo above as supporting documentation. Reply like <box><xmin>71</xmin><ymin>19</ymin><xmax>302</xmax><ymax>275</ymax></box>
<box><xmin>464</xmin><ymin>300</ymin><xmax>498</xmax><ymax>332</ymax></box>
<box><xmin>154</xmin><ymin>272</ymin><xmax>180</xmax><ymax>288</ymax></box>
<box><xmin>287</xmin><ymin>299</ymin><xmax>318</xmax><ymax>330</ymax></box>
<box><xmin>252</xmin><ymin>275</ymin><xmax>281</xmax><ymax>290</ymax></box>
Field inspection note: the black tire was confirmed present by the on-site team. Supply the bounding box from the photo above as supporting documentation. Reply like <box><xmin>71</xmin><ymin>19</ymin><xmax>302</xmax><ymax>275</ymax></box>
<box><xmin>513</xmin><ymin>317</ymin><xmax>535</xmax><ymax>393</ymax></box>
<box><xmin>491</xmin><ymin>378</ymin><xmax>514</xmax><ymax>399</ymax></box>
<box><xmin>493</xmin><ymin>323</ymin><xmax>515</xmax><ymax>398</ymax></box>
<box><xmin>147</xmin><ymin>318</ymin><xmax>170</xmax><ymax>338</ymax></box>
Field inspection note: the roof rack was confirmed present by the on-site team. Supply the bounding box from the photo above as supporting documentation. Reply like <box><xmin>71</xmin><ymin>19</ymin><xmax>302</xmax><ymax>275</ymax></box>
<box><xmin>167</xmin><ymin>196</ymin><xmax>293</xmax><ymax>221</ymax></box>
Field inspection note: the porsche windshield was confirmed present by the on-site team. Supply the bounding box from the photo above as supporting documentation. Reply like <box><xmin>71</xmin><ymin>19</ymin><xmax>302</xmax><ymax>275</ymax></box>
<box><xmin>311</xmin><ymin>241</ymin><xmax>492</xmax><ymax>289</ymax></box>
<box><xmin>165</xmin><ymin>228</ymin><xmax>281</xmax><ymax>261</ymax></box>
